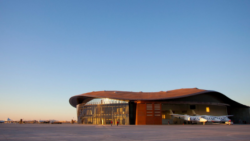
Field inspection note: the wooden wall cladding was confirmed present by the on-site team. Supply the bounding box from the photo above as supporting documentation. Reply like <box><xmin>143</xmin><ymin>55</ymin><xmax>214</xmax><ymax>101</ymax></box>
<box><xmin>136</xmin><ymin>102</ymin><xmax>162</xmax><ymax>125</ymax></box>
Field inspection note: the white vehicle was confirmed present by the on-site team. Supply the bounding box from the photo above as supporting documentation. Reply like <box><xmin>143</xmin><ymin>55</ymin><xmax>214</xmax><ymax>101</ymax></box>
<box><xmin>170</xmin><ymin>110</ymin><xmax>207</xmax><ymax>124</ymax></box>
<box><xmin>170</xmin><ymin>110</ymin><xmax>233</xmax><ymax>124</ymax></box>
<box><xmin>201</xmin><ymin>115</ymin><xmax>232</xmax><ymax>123</ymax></box>
<box><xmin>191</xmin><ymin>110</ymin><xmax>233</xmax><ymax>123</ymax></box>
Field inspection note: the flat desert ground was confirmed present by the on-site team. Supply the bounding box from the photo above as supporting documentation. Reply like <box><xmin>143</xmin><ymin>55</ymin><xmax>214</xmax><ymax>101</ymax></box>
<box><xmin>0</xmin><ymin>124</ymin><xmax>250</xmax><ymax>141</ymax></box>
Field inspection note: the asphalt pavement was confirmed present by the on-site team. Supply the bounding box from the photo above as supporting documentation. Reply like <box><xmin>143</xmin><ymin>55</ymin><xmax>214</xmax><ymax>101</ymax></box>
<box><xmin>0</xmin><ymin>124</ymin><xmax>250</xmax><ymax>141</ymax></box>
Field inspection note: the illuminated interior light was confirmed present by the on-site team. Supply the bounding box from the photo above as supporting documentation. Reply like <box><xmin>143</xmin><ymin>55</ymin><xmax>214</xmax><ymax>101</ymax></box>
<box><xmin>162</xmin><ymin>114</ymin><xmax>166</xmax><ymax>119</ymax></box>
<box><xmin>206</xmin><ymin>107</ymin><xmax>210</xmax><ymax>112</ymax></box>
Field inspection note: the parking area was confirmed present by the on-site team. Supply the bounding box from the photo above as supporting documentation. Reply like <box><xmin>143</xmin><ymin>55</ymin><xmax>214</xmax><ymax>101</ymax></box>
<box><xmin>0</xmin><ymin>124</ymin><xmax>250</xmax><ymax>141</ymax></box>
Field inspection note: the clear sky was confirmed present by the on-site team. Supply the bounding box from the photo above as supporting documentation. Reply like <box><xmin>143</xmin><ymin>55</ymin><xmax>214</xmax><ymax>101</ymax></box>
<box><xmin>0</xmin><ymin>0</ymin><xmax>250</xmax><ymax>121</ymax></box>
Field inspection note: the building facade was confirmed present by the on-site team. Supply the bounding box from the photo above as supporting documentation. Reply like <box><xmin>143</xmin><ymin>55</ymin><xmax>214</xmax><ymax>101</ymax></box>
<box><xmin>77</xmin><ymin>99</ymin><xmax>129</xmax><ymax>125</ymax></box>
<box><xmin>69</xmin><ymin>88</ymin><xmax>250</xmax><ymax>125</ymax></box>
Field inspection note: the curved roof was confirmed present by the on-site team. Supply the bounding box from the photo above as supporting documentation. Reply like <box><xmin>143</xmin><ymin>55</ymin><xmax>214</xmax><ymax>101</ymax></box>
<box><xmin>69</xmin><ymin>88</ymin><xmax>249</xmax><ymax>108</ymax></box>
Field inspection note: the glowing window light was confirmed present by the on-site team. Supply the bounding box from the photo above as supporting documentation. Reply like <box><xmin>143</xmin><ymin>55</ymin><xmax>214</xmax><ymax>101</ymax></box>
<box><xmin>162</xmin><ymin>114</ymin><xmax>166</xmax><ymax>119</ymax></box>
<box><xmin>206</xmin><ymin>107</ymin><xmax>210</xmax><ymax>112</ymax></box>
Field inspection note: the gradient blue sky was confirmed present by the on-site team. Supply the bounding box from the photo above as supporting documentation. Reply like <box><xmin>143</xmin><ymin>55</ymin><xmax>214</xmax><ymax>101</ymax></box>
<box><xmin>1</xmin><ymin>0</ymin><xmax>250</xmax><ymax>121</ymax></box>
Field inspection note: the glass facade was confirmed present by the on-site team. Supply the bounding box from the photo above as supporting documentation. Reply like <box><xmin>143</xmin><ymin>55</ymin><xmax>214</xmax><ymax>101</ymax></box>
<box><xmin>77</xmin><ymin>98</ymin><xmax>129</xmax><ymax>125</ymax></box>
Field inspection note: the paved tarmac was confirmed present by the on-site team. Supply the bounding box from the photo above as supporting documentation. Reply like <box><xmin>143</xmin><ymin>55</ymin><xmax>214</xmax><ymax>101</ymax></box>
<box><xmin>0</xmin><ymin>124</ymin><xmax>250</xmax><ymax>141</ymax></box>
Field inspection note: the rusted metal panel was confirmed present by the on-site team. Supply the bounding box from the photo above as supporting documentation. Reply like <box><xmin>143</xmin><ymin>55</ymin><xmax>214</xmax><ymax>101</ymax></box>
<box><xmin>136</xmin><ymin>103</ymin><xmax>146</xmax><ymax>125</ymax></box>
<box><xmin>153</xmin><ymin>103</ymin><xmax>162</xmax><ymax>125</ymax></box>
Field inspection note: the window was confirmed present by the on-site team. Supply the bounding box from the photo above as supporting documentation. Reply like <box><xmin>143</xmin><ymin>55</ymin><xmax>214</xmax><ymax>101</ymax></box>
<box><xmin>154</xmin><ymin>104</ymin><xmax>160</xmax><ymax>110</ymax></box>
<box><xmin>87</xmin><ymin>110</ymin><xmax>92</xmax><ymax>115</ymax></box>
<box><xmin>162</xmin><ymin>114</ymin><xmax>166</xmax><ymax>119</ymax></box>
<box><xmin>206</xmin><ymin>107</ymin><xmax>210</xmax><ymax>112</ymax></box>
<box><xmin>147</xmin><ymin>104</ymin><xmax>152</xmax><ymax>110</ymax></box>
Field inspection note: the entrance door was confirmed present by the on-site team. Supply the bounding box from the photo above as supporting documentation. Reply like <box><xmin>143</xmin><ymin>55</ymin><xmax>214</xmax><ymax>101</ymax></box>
<box><xmin>136</xmin><ymin>102</ymin><xmax>162</xmax><ymax>125</ymax></box>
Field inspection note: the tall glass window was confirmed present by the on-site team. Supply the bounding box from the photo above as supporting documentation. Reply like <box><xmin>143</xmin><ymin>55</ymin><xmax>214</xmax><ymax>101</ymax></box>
<box><xmin>77</xmin><ymin>98</ymin><xmax>129</xmax><ymax>125</ymax></box>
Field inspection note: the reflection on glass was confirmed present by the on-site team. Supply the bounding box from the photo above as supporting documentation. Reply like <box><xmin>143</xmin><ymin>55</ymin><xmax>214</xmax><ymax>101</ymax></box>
<box><xmin>86</xmin><ymin>98</ymin><xmax>128</xmax><ymax>105</ymax></box>
<box><xmin>77</xmin><ymin>98</ymin><xmax>129</xmax><ymax>125</ymax></box>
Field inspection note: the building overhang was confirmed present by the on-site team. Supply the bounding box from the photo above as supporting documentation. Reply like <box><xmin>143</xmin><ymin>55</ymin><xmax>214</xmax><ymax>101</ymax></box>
<box><xmin>69</xmin><ymin>88</ymin><xmax>249</xmax><ymax>108</ymax></box>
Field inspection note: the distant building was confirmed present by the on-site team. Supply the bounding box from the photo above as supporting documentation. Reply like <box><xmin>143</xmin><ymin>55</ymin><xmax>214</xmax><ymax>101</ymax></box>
<box><xmin>69</xmin><ymin>88</ymin><xmax>250</xmax><ymax>125</ymax></box>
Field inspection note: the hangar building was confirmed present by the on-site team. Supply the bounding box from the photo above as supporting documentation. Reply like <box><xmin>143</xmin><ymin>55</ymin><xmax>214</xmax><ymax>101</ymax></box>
<box><xmin>69</xmin><ymin>88</ymin><xmax>250</xmax><ymax>125</ymax></box>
